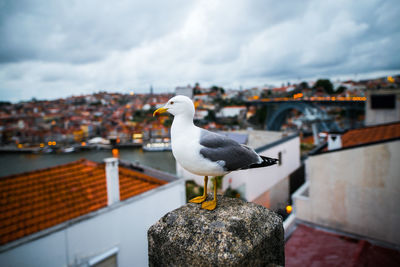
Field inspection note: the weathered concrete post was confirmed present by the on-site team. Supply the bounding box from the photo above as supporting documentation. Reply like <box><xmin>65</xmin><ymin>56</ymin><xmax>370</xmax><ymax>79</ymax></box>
<box><xmin>148</xmin><ymin>195</ymin><xmax>284</xmax><ymax>266</ymax></box>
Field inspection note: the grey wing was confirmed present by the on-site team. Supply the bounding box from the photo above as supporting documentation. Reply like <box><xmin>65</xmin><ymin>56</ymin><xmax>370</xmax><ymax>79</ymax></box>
<box><xmin>199</xmin><ymin>129</ymin><xmax>261</xmax><ymax>172</ymax></box>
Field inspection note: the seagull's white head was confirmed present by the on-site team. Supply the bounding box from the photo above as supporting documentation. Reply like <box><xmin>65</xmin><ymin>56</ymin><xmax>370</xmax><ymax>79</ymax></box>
<box><xmin>153</xmin><ymin>95</ymin><xmax>195</xmax><ymax>118</ymax></box>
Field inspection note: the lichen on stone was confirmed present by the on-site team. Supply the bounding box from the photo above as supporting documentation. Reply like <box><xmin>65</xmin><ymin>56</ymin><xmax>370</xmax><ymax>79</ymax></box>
<box><xmin>148</xmin><ymin>194</ymin><xmax>284</xmax><ymax>267</ymax></box>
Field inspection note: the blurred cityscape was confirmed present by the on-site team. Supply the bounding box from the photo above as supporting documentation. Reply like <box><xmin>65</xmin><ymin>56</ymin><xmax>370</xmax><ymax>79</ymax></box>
<box><xmin>1</xmin><ymin>75</ymin><xmax>397</xmax><ymax>153</ymax></box>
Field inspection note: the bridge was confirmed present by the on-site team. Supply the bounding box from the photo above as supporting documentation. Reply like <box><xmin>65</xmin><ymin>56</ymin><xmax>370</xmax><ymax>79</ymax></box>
<box><xmin>246</xmin><ymin>97</ymin><xmax>365</xmax><ymax>131</ymax></box>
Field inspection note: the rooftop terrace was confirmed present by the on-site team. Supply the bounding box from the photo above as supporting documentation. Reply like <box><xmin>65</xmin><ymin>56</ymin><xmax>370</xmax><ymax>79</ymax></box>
<box><xmin>0</xmin><ymin>159</ymin><xmax>166</xmax><ymax>245</ymax></box>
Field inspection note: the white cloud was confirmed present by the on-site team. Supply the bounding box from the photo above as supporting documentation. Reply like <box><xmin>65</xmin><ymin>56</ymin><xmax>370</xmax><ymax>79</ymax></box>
<box><xmin>0</xmin><ymin>0</ymin><xmax>399</xmax><ymax>102</ymax></box>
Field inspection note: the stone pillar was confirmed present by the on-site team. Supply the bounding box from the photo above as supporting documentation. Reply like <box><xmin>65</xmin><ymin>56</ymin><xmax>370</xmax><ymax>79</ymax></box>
<box><xmin>148</xmin><ymin>195</ymin><xmax>284</xmax><ymax>266</ymax></box>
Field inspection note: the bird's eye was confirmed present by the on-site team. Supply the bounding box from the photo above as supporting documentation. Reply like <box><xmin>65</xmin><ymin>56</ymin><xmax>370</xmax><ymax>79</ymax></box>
<box><xmin>170</xmin><ymin>101</ymin><xmax>174</xmax><ymax>105</ymax></box>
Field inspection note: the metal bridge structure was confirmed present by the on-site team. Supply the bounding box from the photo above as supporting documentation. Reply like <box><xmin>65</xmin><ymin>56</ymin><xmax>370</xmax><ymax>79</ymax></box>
<box><xmin>247</xmin><ymin>99</ymin><xmax>365</xmax><ymax>132</ymax></box>
<box><xmin>265</xmin><ymin>101</ymin><xmax>334</xmax><ymax>131</ymax></box>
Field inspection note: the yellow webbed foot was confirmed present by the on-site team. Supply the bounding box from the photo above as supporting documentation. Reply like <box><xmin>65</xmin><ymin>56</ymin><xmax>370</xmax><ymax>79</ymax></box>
<box><xmin>201</xmin><ymin>200</ymin><xmax>217</xmax><ymax>210</ymax></box>
<box><xmin>189</xmin><ymin>195</ymin><xmax>207</xmax><ymax>203</ymax></box>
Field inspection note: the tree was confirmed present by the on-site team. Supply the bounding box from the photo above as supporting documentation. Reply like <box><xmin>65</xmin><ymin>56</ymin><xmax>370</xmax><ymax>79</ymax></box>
<box><xmin>205</xmin><ymin>110</ymin><xmax>216</xmax><ymax>122</ymax></box>
<box><xmin>163</xmin><ymin>118</ymin><xmax>173</xmax><ymax>127</ymax></box>
<box><xmin>336</xmin><ymin>86</ymin><xmax>346</xmax><ymax>94</ymax></box>
<box><xmin>248</xmin><ymin>107</ymin><xmax>267</xmax><ymax>127</ymax></box>
<box><xmin>211</xmin><ymin>86</ymin><xmax>225</xmax><ymax>95</ymax></box>
<box><xmin>314</xmin><ymin>79</ymin><xmax>334</xmax><ymax>94</ymax></box>
<box><xmin>193</xmin><ymin>82</ymin><xmax>201</xmax><ymax>95</ymax></box>
<box><xmin>255</xmin><ymin>107</ymin><xmax>267</xmax><ymax>125</ymax></box>
<box><xmin>224</xmin><ymin>186</ymin><xmax>245</xmax><ymax>200</ymax></box>
<box><xmin>299</xmin><ymin>81</ymin><xmax>309</xmax><ymax>89</ymax></box>
<box><xmin>185</xmin><ymin>180</ymin><xmax>204</xmax><ymax>202</ymax></box>
<box><xmin>211</xmin><ymin>85</ymin><xmax>219</xmax><ymax>92</ymax></box>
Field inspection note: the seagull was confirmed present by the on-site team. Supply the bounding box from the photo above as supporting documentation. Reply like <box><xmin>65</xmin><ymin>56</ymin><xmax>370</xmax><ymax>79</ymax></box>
<box><xmin>154</xmin><ymin>95</ymin><xmax>278</xmax><ymax>210</ymax></box>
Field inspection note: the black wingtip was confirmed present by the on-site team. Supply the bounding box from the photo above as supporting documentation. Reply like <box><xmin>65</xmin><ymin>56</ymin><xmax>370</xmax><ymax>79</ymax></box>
<box><xmin>243</xmin><ymin>156</ymin><xmax>278</xmax><ymax>170</ymax></box>
<box><xmin>260</xmin><ymin>156</ymin><xmax>279</xmax><ymax>166</ymax></box>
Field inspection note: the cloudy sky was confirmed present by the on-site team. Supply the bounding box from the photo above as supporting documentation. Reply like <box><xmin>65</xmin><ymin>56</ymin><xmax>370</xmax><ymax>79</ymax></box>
<box><xmin>0</xmin><ymin>0</ymin><xmax>399</xmax><ymax>102</ymax></box>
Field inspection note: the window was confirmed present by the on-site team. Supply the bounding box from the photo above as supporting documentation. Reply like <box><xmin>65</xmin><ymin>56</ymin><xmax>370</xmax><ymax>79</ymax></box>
<box><xmin>278</xmin><ymin>152</ymin><xmax>282</xmax><ymax>166</ymax></box>
<box><xmin>89</xmin><ymin>247</ymin><xmax>119</xmax><ymax>267</ymax></box>
<box><xmin>371</xmin><ymin>94</ymin><xmax>396</xmax><ymax>109</ymax></box>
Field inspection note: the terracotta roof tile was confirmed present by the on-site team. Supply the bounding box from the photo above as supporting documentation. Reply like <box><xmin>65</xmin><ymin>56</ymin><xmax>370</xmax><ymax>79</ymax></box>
<box><xmin>341</xmin><ymin>122</ymin><xmax>400</xmax><ymax>148</ymax></box>
<box><xmin>0</xmin><ymin>159</ymin><xmax>167</xmax><ymax>245</ymax></box>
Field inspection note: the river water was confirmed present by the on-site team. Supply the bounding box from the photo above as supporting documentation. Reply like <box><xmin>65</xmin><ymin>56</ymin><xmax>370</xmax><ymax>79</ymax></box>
<box><xmin>0</xmin><ymin>149</ymin><xmax>176</xmax><ymax>177</ymax></box>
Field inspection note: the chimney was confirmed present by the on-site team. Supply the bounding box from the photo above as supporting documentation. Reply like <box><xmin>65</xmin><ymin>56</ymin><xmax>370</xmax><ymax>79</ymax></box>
<box><xmin>327</xmin><ymin>133</ymin><xmax>342</xmax><ymax>150</ymax></box>
<box><xmin>104</xmin><ymin>158</ymin><xmax>120</xmax><ymax>205</ymax></box>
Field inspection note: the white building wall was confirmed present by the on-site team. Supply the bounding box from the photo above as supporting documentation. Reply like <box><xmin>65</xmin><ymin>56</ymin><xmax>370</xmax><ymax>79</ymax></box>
<box><xmin>194</xmin><ymin>110</ymin><xmax>208</xmax><ymax>120</ymax></box>
<box><xmin>223</xmin><ymin>136</ymin><xmax>300</xmax><ymax>201</ymax></box>
<box><xmin>294</xmin><ymin>140</ymin><xmax>400</xmax><ymax>245</ymax></box>
<box><xmin>365</xmin><ymin>89</ymin><xmax>400</xmax><ymax>126</ymax></box>
<box><xmin>0</xmin><ymin>231</ymin><xmax>67</xmax><ymax>267</ymax></box>
<box><xmin>217</xmin><ymin>107</ymin><xmax>246</xmax><ymax>118</ymax></box>
<box><xmin>0</xmin><ymin>181</ymin><xmax>185</xmax><ymax>267</ymax></box>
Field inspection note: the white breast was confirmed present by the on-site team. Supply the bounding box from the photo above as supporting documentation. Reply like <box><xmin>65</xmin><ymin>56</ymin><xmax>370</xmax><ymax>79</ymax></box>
<box><xmin>171</xmin><ymin>124</ymin><xmax>226</xmax><ymax>176</ymax></box>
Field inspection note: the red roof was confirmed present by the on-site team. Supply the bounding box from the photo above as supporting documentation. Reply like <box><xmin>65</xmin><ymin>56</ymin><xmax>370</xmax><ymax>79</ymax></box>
<box><xmin>0</xmin><ymin>159</ymin><xmax>166</xmax><ymax>245</ymax></box>
<box><xmin>286</xmin><ymin>224</ymin><xmax>400</xmax><ymax>266</ymax></box>
<box><xmin>341</xmin><ymin>122</ymin><xmax>400</xmax><ymax>148</ymax></box>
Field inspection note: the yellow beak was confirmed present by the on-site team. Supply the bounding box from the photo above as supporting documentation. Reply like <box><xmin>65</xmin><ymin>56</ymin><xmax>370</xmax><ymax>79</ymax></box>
<box><xmin>153</xmin><ymin>107</ymin><xmax>168</xmax><ymax>116</ymax></box>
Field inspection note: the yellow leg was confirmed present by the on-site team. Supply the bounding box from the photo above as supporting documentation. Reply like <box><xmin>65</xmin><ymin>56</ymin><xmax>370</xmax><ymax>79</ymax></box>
<box><xmin>189</xmin><ymin>176</ymin><xmax>208</xmax><ymax>203</ymax></box>
<box><xmin>201</xmin><ymin>178</ymin><xmax>217</xmax><ymax>210</ymax></box>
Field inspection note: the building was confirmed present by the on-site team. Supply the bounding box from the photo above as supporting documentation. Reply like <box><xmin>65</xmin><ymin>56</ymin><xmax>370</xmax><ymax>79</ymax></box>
<box><xmin>177</xmin><ymin>130</ymin><xmax>301</xmax><ymax>211</ymax></box>
<box><xmin>216</xmin><ymin>106</ymin><xmax>247</xmax><ymax>118</ymax></box>
<box><xmin>365</xmin><ymin>89</ymin><xmax>400</xmax><ymax>126</ymax></box>
<box><xmin>292</xmin><ymin>122</ymin><xmax>400</xmax><ymax>246</ymax></box>
<box><xmin>0</xmin><ymin>158</ymin><xmax>185</xmax><ymax>267</ymax></box>
<box><xmin>193</xmin><ymin>109</ymin><xmax>209</xmax><ymax>120</ymax></box>
<box><xmin>175</xmin><ymin>85</ymin><xmax>193</xmax><ymax>99</ymax></box>
<box><xmin>223</xmin><ymin>132</ymin><xmax>300</xmax><ymax>211</ymax></box>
